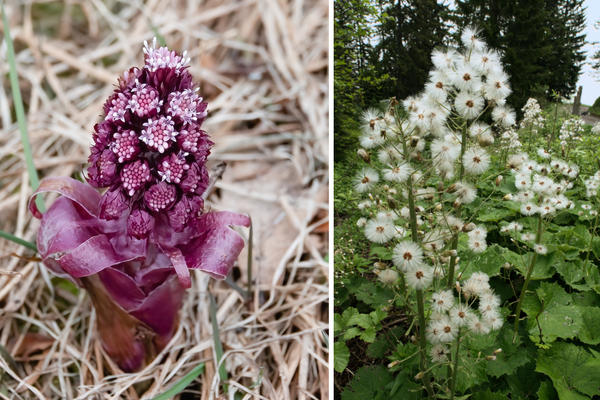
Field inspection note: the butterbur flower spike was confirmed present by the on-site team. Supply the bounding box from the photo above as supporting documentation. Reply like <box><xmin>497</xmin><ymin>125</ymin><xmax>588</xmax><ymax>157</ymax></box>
<box><xmin>29</xmin><ymin>39</ymin><xmax>250</xmax><ymax>372</ymax></box>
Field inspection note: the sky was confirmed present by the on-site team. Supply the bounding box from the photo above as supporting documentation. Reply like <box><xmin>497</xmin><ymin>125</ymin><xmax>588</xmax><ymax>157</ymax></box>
<box><xmin>577</xmin><ymin>0</ymin><xmax>600</xmax><ymax>105</ymax></box>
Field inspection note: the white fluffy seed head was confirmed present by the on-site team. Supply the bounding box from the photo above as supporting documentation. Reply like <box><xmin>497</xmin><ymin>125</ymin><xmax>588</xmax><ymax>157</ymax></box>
<box><xmin>405</xmin><ymin>264</ymin><xmax>434</xmax><ymax>290</ymax></box>
<box><xmin>393</xmin><ymin>241</ymin><xmax>424</xmax><ymax>272</ymax></box>
<box><xmin>463</xmin><ymin>146</ymin><xmax>490</xmax><ymax>175</ymax></box>
<box><xmin>365</xmin><ymin>218</ymin><xmax>396</xmax><ymax>244</ymax></box>
<box><xmin>431</xmin><ymin>290</ymin><xmax>455</xmax><ymax>313</ymax></box>
<box><xmin>354</xmin><ymin>168</ymin><xmax>379</xmax><ymax>193</ymax></box>
<box><xmin>378</xmin><ymin>269</ymin><xmax>399</xmax><ymax>285</ymax></box>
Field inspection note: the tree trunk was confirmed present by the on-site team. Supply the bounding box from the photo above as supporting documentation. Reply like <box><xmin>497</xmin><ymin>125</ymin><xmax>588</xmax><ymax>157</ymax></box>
<box><xmin>572</xmin><ymin>85</ymin><xmax>582</xmax><ymax>115</ymax></box>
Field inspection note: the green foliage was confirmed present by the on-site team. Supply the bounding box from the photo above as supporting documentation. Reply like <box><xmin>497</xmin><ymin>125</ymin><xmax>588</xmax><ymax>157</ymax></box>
<box><xmin>341</xmin><ymin>366</ymin><xmax>420</xmax><ymax>400</ymax></box>
<box><xmin>353</xmin><ymin>280</ymin><xmax>395</xmax><ymax>306</ymax></box>
<box><xmin>459</xmin><ymin>244</ymin><xmax>516</xmax><ymax>279</ymax></box>
<box><xmin>335</xmin><ymin>307</ymin><xmax>388</xmax><ymax>343</ymax></box>
<box><xmin>522</xmin><ymin>282</ymin><xmax>600</xmax><ymax>345</ymax></box>
<box><xmin>334</xmin><ymin>4</ymin><xmax>596</xmax><ymax>398</ymax></box>
<box><xmin>333</xmin><ymin>0</ymin><xmax>451</xmax><ymax>163</ymax></box>
<box><xmin>334</xmin><ymin>341</ymin><xmax>350</xmax><ymax>373</ymax></box>
<box><xmin>152</xmin><ymin>363</ymin><xmax>205</xmax><ymax>400</ymax></box>
<box><xmin>536</xmin><ymin>342</ymin><xmax>600</xmax><ymax>399</ymax></box>
<box><xmin>588</xmin><ymin>96</ymin><xmax>600</xmax><ymax>118</ymax></box>
<box><xmin>484</xmin><ymin>326</ymin><xmax>533</xmax><ymax>378</ymax></box>
<box><xmin>334</xmin><ymin>109</ymin><xmax>600</xmax><ymax>398</ymax></box>
<box><xmin>471</xmin><ymin>390</ymin><xmax>508</xmax><ymax>400</ymax></box>
<box><xmin>537</xmin><ymin>380</ymin><xmax>559</xmax><ymax>400</ymax></box>
<box><xmin>2</xmin><ymin>3</ymin><xmax>45</xmax><ymax>212</ymax></box>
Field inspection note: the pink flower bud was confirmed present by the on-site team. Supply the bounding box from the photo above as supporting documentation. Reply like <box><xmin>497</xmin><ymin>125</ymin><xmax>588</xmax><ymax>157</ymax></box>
<box><xmin>99</xmin><ymin>189</ymin><xmax>129</xmax><ymax>220</ymax></box>
<box><xmin>167</xmin><ymin>196</ymin><xmax>191</xmax><ymax>232</ymax></box>
<box><xmin>87</xmin><ymin>149</ymin><xmax>118</xmax><ymax>188</ymax></box>
<box><xmin>144</xmin><ymin>182</ymin><xmax>177</xmax><ymax>212</ymax></box>
<box><xmin>127</xmin><ymin>208</ymin><xmax>155</xmax><ymax>239</ymax></box>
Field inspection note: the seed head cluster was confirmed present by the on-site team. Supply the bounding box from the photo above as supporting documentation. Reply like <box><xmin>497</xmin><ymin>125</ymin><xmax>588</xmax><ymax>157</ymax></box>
<box><xmin>350</xmin><ymin>27</ymin><xmax>514</xmax><ymax>365</ymax></box>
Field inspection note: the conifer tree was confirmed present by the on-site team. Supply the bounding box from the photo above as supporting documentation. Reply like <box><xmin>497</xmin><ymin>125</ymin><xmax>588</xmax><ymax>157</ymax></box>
<box><xmin>373</xmin><ymin>0</ymin><xmax>451</xmax><ymax>100</ymax></box>
<box><xmin>456</xmin><ymin>0</ymin><xmax>586</xmax><ymax>110</ymax></box>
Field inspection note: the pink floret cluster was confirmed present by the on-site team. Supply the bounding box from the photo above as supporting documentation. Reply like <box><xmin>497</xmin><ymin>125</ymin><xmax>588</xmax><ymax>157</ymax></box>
<box><xmin>87</xmin><ymin>39</ymin><xmax>211</xmax><ymax>239</ymax></box>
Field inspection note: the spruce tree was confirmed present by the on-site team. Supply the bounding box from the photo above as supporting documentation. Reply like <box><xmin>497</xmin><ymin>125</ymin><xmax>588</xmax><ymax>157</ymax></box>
<box><xmin>334</xmin><ymin>0</ymin><xmax>379</xmax><ymax>161</ymax></box>
<box><xmin>455</xmin><ymin>0</ymin><xmax>586</xmax><ymax>111</ymax></box>
<box><xmin>373</xmin><ymin>0</ymin><xmax>451</xmax><ymax>100</ymax></box>
<box><xmin>543</xmin><ymin>0</ymin><xmax>586</xmax><ymax>99</ymax></box>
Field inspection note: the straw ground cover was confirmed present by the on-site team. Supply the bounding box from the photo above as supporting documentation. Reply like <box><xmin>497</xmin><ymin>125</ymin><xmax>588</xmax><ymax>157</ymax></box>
<box><xmin>0</xmin><ymin>1</ymin><xmax>328</xmax><ymax>398</ymax></box>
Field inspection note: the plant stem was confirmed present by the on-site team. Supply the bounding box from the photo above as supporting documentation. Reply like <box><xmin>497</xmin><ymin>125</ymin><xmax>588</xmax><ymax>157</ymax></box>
<box><xmin>406</xmin><ymin>170</ymin><xmax>433</xmax><ymax>398</ymax></box>
<box><xmin>458</xmin><ymin>123</ymin><xmax>468</xmax><ymax>180</ymax></box>
<box><xmin>549</xmin><ymin>98</ymin><xmax>559</xmax><ymax>147</ymax></box>
<box><xmin>446</xmin><ymin>236</ymin><xmax>459</xmax><ymax>289</ymax></box>
<box><xmin>513</xmin><ymin>215</ymin><xmax>544</xmax><ymax>341</ymax></box>
<box><xmin>446</xmin><ymin>124</ymin><xmax>468</xmax><ymax>288</ymax></box>
<box><xmin>407</xmin><ymin>176</ymin><xmax>418</xmax><ymax>240</ymax></box>
<box><xmin>416</xmin><ymin>288</ymin><xmax>432</xmax><ymax>395</ymax></box>
<box><xmin>449</xmin><ymin>328</ymin><xmax>462</xmax><ymax>400</ymax></box>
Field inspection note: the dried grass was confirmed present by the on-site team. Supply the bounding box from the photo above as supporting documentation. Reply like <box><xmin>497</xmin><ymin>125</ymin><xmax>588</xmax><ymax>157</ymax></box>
<box><xmin>0</xmin><ymin>0</ymin><xmax>328</xmax><ymax>398</ymax></box>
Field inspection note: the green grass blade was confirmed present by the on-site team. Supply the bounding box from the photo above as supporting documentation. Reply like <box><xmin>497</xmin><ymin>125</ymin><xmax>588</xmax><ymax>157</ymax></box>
<box><xmin>151</xmin><ymin>363</ymin><xmax>205</xmax><ymax>400</ymax></box>
<box><xmin>1</xmin><ymin>3</ymin><xmax>44</xmax><ymax>212</ymax></box>
<box><xmin>0</xmin><ymin>230</ymin><xmax>37</xmax><ymax>252</ymax></box>
<box><xmin>224</xmin><ymin>275</ymin><xmax>248</xmax><ymax>299</ymax></box>
<box><xmin>209</xmin><ymin>293</ymin><xmax>228</xmax><ymax>385</ymax></box>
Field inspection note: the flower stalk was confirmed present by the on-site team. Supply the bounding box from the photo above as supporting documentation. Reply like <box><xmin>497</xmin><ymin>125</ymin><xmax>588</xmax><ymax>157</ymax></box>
<box><xmin>407</xmin><ymin>171</ymin><xmax>434</xmax><ymax>398</ymax></box>
<box><xmin>449</xmin><ymin>327</ymin><xmax>462</xmax><ymax>400</ymax></box>
<box><xmin>513</xmin><ymin>215</ymin><xmax>544</xmax><ymax>340</ymax></box>
<box><xmin>82</xmin><ymin>275</ymin><xmax>160</xmax><ymax>371</ymax></box>
<box><xmin>446</xmin><ymin>124</ymin><xmax>468</xmax><ymax>289</ymax></box>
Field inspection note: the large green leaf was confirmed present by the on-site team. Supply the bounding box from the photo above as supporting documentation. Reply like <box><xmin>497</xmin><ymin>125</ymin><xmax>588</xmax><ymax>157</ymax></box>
<box><xmin>472</xmin><ymin>389</ymin><xmax>508</xmax><ymax>400</ymax></box>
<box><xmin>354</xmin><ymin>281</ymin><xmax>395</xmax><ymax>306</ymax></box>
<box><xmin>435</xmin><ymin>332</ymin><xmax>493</xmax><ymax>394</ymax></box>
<box><xmin>552</xmin><ymin>225</ymin><xmax>591</xmax><ymax>251</ymax></box>
<box><xmin>334</xmin><ymin>341</ymin><xmax>350</xmax><ymax>373</ymax></box>
<box><xmin>505</xmin><ymin>363</ymin><xmax>543</xmax><ymax>398</ymax></box>
<box><xmin>485</xmin><ymin>326</ymin><xmax>533</xmax><ymax>378</ymax></box>
<box><xmin>335</xmin><ymin>308</ymin><xmax>359</xmax><ymax>334</ymax></box>
<box><xmin>521</xmin><ymin>282</ymin><xmax>576</xmax><ymax>343</ymax></box>
<box><xmin>370</xmin><ymin>246</ymin><xmax>393</xmax><ymax>260</ymax></box>
<box><xmin>537</xmin><ymin>380</ymin><xmax>559</xmax><ymax>400</ymax></box>
<box><xmin>510</xmin><ymin>249</ymin><xmax>557</xmax><ymax>280</ymax></box>
<box><xmin>388</xmin><ymin>341</ymin><xmax>420</xmax><ymax>372</ymax></box>
<box><xmin>522</xmin><ymin>282</ymin><xmax>600</xmax><ymax>345</ymax></box>
<box><xmin>536</xmin><ymin>342</ymin><xmax>600</xmax><ymax>399</ymax></box>
<box><xmin>530</xmin><ymin>305</ymin><xmax>582</xmax><ymax>343</ymax></box>
<box><xmin>591</xmin><ymin>236</ymin><xmax>600</xmax><ymax>259</ymax></box>
<box><xmin>478</xmin><ymin>206</ymin><xmax>516</xmax><ymax>222</ymax></box>
<box><xmin>577</xmin><ymin>306</ymin><xmax>600</xmax><ymax>345</ymax></box>
<box><xmin>341</xmin><ymin>365</ymin><xmax>416</xmax><ymax>400</ymax></box>
<box><xmin>554</xmin><ymin>258</ymin><xmax>588</xmax><ymax>290</ymax></box>
<box><xmin>454</xmin><ymin>349</ymin><xmax>488</xmax><ymax>393</ymax></box>
<box><xmin>460</xmin><ymin>244</ymin><xmax>510</xmax><ymax>279</ymax></box>
<box><xmin>336</xmin><ymin>307</ymin><xmax>387</xmax><ymax>343</ymax></box>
